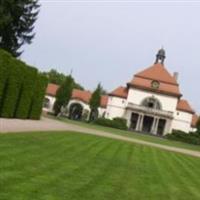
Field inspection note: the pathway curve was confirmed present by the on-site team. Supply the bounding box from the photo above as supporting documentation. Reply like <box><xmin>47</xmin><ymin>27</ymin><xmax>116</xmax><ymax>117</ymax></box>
<box><xmin>1</xmin><ymin>117</ymin><xmax>200</xmax><ymax>158</ymax></box>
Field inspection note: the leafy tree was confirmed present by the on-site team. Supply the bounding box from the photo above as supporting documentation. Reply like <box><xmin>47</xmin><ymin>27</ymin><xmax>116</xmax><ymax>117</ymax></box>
<box><xmin>43</xmin><ymin>69</ymin><xmax>84</xmax><ymax>90</ymax></box>
<box><xmin>53</xmin><ymin>75</ymin><xmax>74</xmax><ymax>116</ymax></box>
<box><xmin>0</xmin><ymin>0</ymin><xmax>40</xmax><ymax>57</ymax></box>
<box><xmin>89</xmin><ymin>83</ymin><xmax>102</xmax><ymax>121</ymax></box>
<box><xmin>42</xmin><ymin>69</ymin><xmax>66</xmax><ymax>85</ymax></box>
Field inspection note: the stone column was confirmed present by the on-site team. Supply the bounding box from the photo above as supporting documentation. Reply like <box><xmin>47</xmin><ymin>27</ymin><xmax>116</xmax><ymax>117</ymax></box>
<box><xmin>154</xmin><ymin>118</ymin><xmax>160</xmax><ymax>135</ymax></box>
<box><xmin>163</xmin><ymin>119</ymin><xmax>171</xmax><ymax>135</ymax></box>
<box><xmin>139</xmin><ymin>114</ymin><xmax>144</xmax><ymax>132</ymax></box>
<box><xmin>136</xmin><ymin>114</ymin><xmax>141</xmax><ymax>131</ymax></box>
<box><xmin>151</xmin><ymin>117</ymin><xmax>157</xmax><ymax>134</ymax></box>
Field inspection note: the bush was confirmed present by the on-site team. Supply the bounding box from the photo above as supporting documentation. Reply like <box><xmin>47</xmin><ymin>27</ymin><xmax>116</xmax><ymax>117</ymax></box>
<box><xmin>0</xmin><ymin>50</ymin><xmax>11</xmax><ymax>111</ymax></box>
<box><xmin>94</xmin><ymin>117</ymin><xmax>127</xmax><ymax>130</ymax></box>
<box><xmin>29</xmin><ymin>74</ymin><xmax>48</xmax><ymax>119</ymax></box>
<box><xmin>0</xmin><ymin>58</ymin><xmax>24</xmax><ymax>118</ymax></box>
<box><xmin>15</xmin><ymin>66</ymin><xmax>38</xmax><ymax>119</ymax></box>
<box><xmin>166</xmin><ymin>130</ymin><xmax>200</xmax><ymax>145</ymax></box>
<box><xmin>0</xmin><ymin>49</ymin><xmax>48</xmax><ymax>120</ymax></box>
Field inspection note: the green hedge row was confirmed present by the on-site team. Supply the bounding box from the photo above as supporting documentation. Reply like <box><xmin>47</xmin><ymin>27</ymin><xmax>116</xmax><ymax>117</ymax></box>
<box><xmin>0</xmin><ymin>51</ymin><xmax>11</xmax><ymax>111</ymax></box>
<box><xmin>166</xmin><ymin>130</ymin><xmax>200</xmax><ymax>145</ymax></box>
<box><xmin>29</xmin><ymin>73</ymin><xmax>48</xmax><ymax>119</ymax></box>
<box><xmin>0</xmin><ymin>49</ymin><xmax>48</xmax><ymax>119</ymax></box>
<box><xmin>94</xmin><ymin>117</ymin><xmax>128</xmax><ymax>130</ymax></box>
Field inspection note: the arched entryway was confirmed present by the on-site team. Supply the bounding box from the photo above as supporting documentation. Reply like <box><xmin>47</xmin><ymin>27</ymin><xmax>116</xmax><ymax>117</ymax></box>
<box><xmin>69</xmin><ymin>103</ymin><xmax>83</xmax><ymax>120</ymax></box>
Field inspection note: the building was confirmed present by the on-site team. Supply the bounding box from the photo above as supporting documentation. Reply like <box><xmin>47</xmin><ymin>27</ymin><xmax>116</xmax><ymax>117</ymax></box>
<box><xmin>43</xmin><ymin>83</ymin><xmax>108</xmax><ymax>120</ymax></box>
<box><xmin>43</xmin><ymin>49</ymin><xmax>198</xmax><ymax>135</ymax></box>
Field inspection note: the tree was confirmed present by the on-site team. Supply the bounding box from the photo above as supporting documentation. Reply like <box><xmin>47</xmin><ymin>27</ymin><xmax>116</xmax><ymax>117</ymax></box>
<box><xmin>53</xmin><ymin>75</ymin><xmax>74</xmax><ymax>116</ymax></box>
<box><xmin>43</xmin><ymin>69</ymin><xmax>84</xmax><ymax>90</ymax></box>
<box><xmin>42</xmin><ymin>69</ymin><xmax>66</xmax><ymax>85</ymax></box>
<box><xmin>0</xmin><ymin>0</ymin><xmax>40</xmax><ymax>57</ymax></box>
<box><xmin>89</xmin><ymin>83</ymin><xmax>102</xmax><ymax>121</ymax></box>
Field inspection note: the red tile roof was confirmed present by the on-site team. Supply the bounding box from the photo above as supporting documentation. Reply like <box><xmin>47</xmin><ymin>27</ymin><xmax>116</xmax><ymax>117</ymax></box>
<box><xmin>135</xmin><ymin>63</ymin><xmax>178</xmax><ymax>85</ymax></box>
<box><xmin>46</xmin><ymin>83</ymin><xmax>59</xmax><ymax>96</ymax></box>
<box><xmin>128</xmin><ymin>63</ymin><xmax>182</xmax><ymax>97</ymax></box>
<box><xmin>191</xmin><ymin>114</ymin><xmax>199</xmax><ymax>128</ymax></box>
<box><xmin>177</xmin><ymin>99</ymin><xmax>195</xmax><ymax>114</ymax></box>
<box><xmin>45</xmin><ymin>83</ymin><xmax>108</xmax><ymax>108</ymax></box>
<box><xmin>71</xmin><ymin>89</ymin><xmax>91</xmax><ymax>104</ymax></box>
<box><xmin>109</xmin><ymin>86</ymin><xmax>128</xmax><ymax>99</ymax></box>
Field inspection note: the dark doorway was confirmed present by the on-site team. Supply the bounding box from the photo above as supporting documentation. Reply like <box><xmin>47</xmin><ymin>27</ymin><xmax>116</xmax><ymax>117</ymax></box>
<box><xmin>130</xmin><ymin>113</ymin><xmax>139</xmax><ymax>130</ymax></box>
<box><xmin>69</xmin><ymin>103</ymin><xmax>83</xmax><ymax>120</ymax></box>
<box><xmin>142</xmin><ymin>116</ymin><xmax>154</xmax><ymax>133</ymax></box>
<box><xmin>157</xmin><ymin>119</ymin><xmax>166</xmax><ymax>136</ymax></box>
<box><xmin>89</xmin><ymin>109</ymin><xmax>99</xmax><ymax>122</ymax></box>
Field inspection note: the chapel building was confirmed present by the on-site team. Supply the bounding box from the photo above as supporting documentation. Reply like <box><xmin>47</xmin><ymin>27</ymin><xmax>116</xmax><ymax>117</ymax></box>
<box><xmin>43</xmin><ymin>49</ymin><xmax>198</xmax><ymax>135</ymax></box>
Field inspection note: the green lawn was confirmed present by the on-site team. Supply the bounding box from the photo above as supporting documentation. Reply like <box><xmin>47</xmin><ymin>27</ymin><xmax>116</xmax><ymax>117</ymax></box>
<box><xmin>56</xmin><ymin>117</ymin><xmax>200</xmax><ymax>152</ymax></box>
<box><xmin>1</xmin><ymin>131</ymin><xmax>200</xmax><ymax>200</ymax></box>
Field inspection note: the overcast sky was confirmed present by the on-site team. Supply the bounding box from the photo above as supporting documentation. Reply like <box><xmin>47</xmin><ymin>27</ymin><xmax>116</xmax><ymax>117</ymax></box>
<box><xmin>21</xmin><ymin>0</ymin><xmax>200</xmax><ymax>113</ymax></box>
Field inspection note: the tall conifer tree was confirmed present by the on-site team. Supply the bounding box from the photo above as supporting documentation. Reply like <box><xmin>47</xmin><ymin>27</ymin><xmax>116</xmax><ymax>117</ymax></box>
<box><xmin>53</xmin><ymin>75</ymin><xmax>74</xmax><ymax>116</ymax></box>
<box><xmin>89</xmin><ymin>83</ymin><xmax>102</xmax><ymax>121</ymax></box>
<box><xmin>0</xmin><ymin>0</ymin><xmax>40</xmax><ymax>57</ymax></box>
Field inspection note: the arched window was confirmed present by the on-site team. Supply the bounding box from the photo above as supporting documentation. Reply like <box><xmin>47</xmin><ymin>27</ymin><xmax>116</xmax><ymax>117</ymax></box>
<box><xmin>43</xmin><ymin>97</ymin><xmax>50</xmax><ymax>108</ymax></box>
<box><xmin>141</xmin><ymin>97</ymin><xmax>162</xmax><ymax>110</ymax></box>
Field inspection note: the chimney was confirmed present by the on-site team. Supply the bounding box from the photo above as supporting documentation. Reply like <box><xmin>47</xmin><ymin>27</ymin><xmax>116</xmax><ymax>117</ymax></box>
<box><xmin>173</xmin><ymin>72</ymin><xmax>179</xmax><ymax>81</ymax></box>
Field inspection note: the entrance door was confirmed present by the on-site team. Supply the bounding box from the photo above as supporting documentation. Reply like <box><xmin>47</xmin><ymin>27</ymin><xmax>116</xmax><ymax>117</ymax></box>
<box><xmin>130</xmin><ymin>113</ymin><xmax>139</xmax><ymax>130</ymax></box>
<box><xmin>142</xmin><ymin>116</ymin><xmax>154</xmax><ymax>133</ymax></box>
<box><xmin>157</xmin><ymin>119</ymin><xmax>166</xmax><ymax>136</ymax></box>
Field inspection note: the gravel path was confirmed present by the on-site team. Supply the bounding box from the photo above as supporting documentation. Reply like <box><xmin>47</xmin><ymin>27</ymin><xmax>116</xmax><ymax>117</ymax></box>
<box><xmin>1</xmin><ymin>117</ymin><xmax>200</xmax><ymax>158</ymax></box>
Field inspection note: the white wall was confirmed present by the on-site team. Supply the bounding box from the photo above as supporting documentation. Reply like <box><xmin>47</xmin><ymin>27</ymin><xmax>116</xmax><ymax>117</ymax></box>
<box><xmin>105</xmin><ymin>96</ymin><xmax>126</xmax><ymax>119</ymax></box>
<box><xmin>43</xmin><ymin>96</ymin><xmax>106</xmax><ymax>119</ymax></box>
<box><xmin>43</xmin><ymin>95</ymin><xmax>56</xmax><ymax>113</ymax></box>
<box><xmin>172</xmin><ymin>110</ymin><xmax>193</xmax><ymax>133</ymax></box>
<box><xmin>127</xmin><ymin>88</ymin><xmax>178</xmax><ymax>113</ymax></box>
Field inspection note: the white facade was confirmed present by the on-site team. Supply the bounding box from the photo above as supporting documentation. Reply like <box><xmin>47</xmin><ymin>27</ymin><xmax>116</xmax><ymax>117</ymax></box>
<box><xmin>106</xmin><ymin>96</ymin><xmax>127</xmax><ymax>119</ymax></box>
<box><xmin>43</xmin><ymin>95</ymin><xmax>106</xmax><ymax>120</ymax></box>
<box><xmin>105</xmin><ymin>88</ymin><xmax>194</xmax><ymax>135</ymax></box>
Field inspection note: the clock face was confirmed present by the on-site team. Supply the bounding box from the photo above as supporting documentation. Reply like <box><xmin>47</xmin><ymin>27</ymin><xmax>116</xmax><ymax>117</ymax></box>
<box><xmin>151</xmin><ymin>80</ymin><xmax>160</xmax><ymax>89</ymax></box>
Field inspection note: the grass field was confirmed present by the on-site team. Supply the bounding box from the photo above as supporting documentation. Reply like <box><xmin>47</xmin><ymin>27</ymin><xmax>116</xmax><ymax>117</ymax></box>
<box><xmin>57</xmin><ymin>117</ymin><xmax>200</xmax><ymax>152</ymax></box>
<box><xmin>1</xmin><ymin>131</ymin><xmax>200</xmax><ymax>200</ymax></box>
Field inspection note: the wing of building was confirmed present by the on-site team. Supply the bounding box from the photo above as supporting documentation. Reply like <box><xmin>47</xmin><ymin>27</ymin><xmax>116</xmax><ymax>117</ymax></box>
<box><xmin>44</xmin><ymin>83</ymin><xmax>108</xmax><ymax>120</ymax></box>
<box><xmin>43</xmin><ymin>49</ymin><xmax>198</xmax><ymax>135</ymax></box>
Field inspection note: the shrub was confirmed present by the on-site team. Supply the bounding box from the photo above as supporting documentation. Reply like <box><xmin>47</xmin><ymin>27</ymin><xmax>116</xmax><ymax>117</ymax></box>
<box><xmin>0</xmin><ymin>49</ymin><xmax>48</xmax><ymax>120</ymax></box>
<box><xmin>94</xmin><ymin>117</ymin><xmax>127</xmax><ymax>130</ymax></box>
<box><xmin>0</xmin><ymin>58</ymin><xmax>24</xmax><ymax>118</ymax></box>
<box><xmin>0</xmin><ymin>50</ymin><xmax>11</xmax><ymax>111</ymax></box>
<box><xmin>166</xmin><ymin>130</ymin><xmax>200</xmax><ymax>145</ymax></box>
<box><xmin>29</xmin><ymin>74</ymin><xmax>48</xmax><ymax>119</ymax></box>
<box><xmin>15</xmin><ymin>66</ymin><xmax>38</xmax><ymax>119</ymax></box>
<box><xmin>113</xmin><ymin>117</ymin><xmax>128</xmax><ymax>130</ymax></box>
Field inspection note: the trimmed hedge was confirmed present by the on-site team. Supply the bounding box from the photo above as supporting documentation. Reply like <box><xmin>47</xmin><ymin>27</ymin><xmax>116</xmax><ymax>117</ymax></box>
<box><xmin>166</xmin><ymin>130</ymin><xmax>200</xmax><ymax>145</ymax></box>
<box><xmin>94</xmin><ymin>117</ymin><xmax>128</xmax><ymax>130</ymax></box>
<box><xmin>15</xmin><ymin>66</ymin><xmax>38</xmax><ymax>119</ymax></box>
<box><xmin>0</xmin><ymin>50</ymin><xmax>10</xmax><ymax>110</ymax></box>
<box><xmin>0</xmin><ymin>49</ymin><xmax>47</xmax><ymax>120</ymax></box>
<box><xmin>0</xmin><ymin>58</ymin><xmax>24</xmax><ymax>118</ymax></box>
<box><xmin>29</xmin><ymin>74</ymin><xmax>48</xmax><ymax>119</ymax></box>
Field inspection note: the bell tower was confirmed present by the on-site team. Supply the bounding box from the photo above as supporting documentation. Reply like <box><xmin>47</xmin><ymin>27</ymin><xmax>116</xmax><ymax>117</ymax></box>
<box><xmin>155</xmin><ymin>48</ymin><xmax>166</xmax><ymax>65</ymax></box>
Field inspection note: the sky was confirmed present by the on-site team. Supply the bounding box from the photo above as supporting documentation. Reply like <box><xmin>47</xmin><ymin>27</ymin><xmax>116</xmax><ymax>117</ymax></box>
<box><xmin>21</xmin><ymin>0</ymin><xmax>200</xmax><ymax>113</ymax></box>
